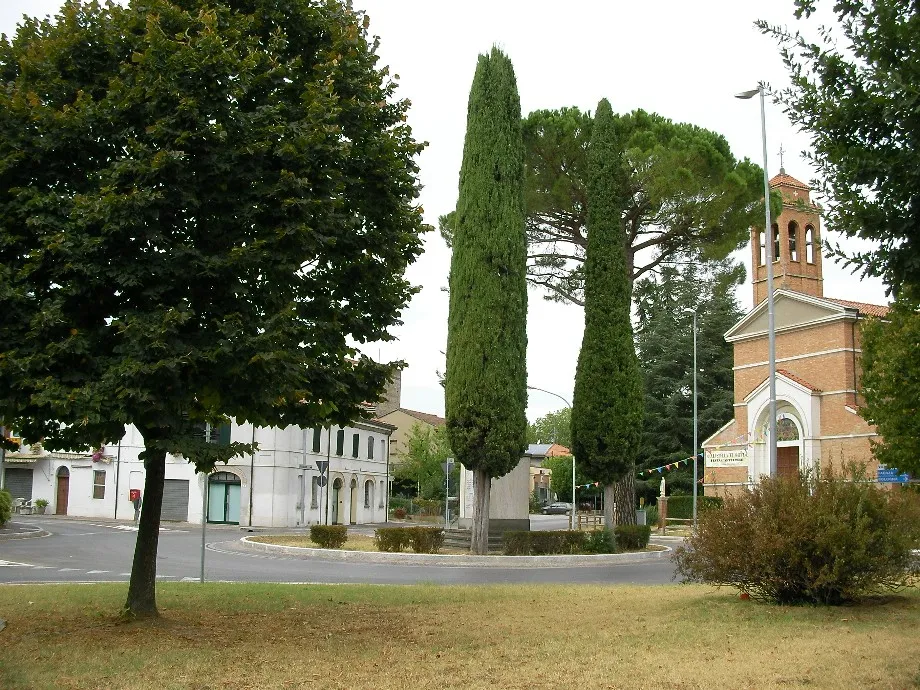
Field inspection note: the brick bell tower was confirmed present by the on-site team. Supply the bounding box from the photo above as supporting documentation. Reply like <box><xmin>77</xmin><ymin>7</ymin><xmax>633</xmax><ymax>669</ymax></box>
<box><xmin>751</xmin><ymin>169</ymin><xmax>824</xmax><ymax>304</ymax></box>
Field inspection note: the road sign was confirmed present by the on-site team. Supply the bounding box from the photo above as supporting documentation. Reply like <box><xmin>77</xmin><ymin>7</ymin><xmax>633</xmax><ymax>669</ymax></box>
<box><xmin>316</xmin><ymin>460</ymin><xmax>329</xmax><ymax>475</ymax></box>
<box><xmin>878</xmin><ymin>467</ymin><xmax>910</xmax><ymax>483</ymax></box>
<box><xmin>317</xmin><ymin>475</ymin><xmax>327</xmax><ymax>488</ymax></box>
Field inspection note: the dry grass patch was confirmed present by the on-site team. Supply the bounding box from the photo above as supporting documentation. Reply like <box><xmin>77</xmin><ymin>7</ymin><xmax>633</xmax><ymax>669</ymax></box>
<box><xmin>0</xmin><ymin>583</ymin><xmax>918</xmax><ymax>689</ymax></box>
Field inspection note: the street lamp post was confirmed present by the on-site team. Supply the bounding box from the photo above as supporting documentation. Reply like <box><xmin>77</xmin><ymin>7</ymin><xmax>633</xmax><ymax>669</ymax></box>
<box><xmin>683</xmin><ymin>308</ymin><xmax>699</xmax><ymax>528</ymax></box>
<box><xmin>526</xmin><ymin>385</ymin><xmax>576</xmax><ymax>530</ymax></box>
<box><xmin>736</xmin><ymin>84</ymin><xmax>778</xmax><ymax>477</ymax></box>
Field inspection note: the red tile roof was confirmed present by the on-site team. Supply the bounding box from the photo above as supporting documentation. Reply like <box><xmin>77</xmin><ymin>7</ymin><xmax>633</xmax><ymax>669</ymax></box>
<box><xmin>769</xmin><ymin>172</ymin><xmax>810</xmax><ymax>191</ymax></box>
<box><xmin>777</xmin><ymin>369</ymin><xmax>821</xmax><ymax>392</ymax></box>
<box><xmin>824</xmin><ymin>297</ymin><xmax>890</xmax><ymax>318</ymax></box>
<box><xmin>388</xmin><ymin>408</ymin><xmax>446</xmax><ymax>427</ymax></box>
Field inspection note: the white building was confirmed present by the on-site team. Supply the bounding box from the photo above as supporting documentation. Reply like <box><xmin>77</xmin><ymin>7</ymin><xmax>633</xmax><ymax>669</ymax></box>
<box><xmin>2</xmin><ymin>418</ymin><xmax>395</xmax><ymax>527</ymax></box>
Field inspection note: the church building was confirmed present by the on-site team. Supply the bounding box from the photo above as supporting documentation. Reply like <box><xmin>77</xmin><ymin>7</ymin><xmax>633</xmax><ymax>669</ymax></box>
<box><xmin>702</xmin><ymin>170</ymin><xmax>888</xmax><ymax>497</ymax></box>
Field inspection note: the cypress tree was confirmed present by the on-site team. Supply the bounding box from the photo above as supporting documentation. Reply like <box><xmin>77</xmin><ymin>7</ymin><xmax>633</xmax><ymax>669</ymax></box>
<box><xmin>445</xmin><ymin>47</ymin><xmax>528</xmax><ymax>554</ymax></box>
<box><xmin>571</xmin><ymin>98</ymin><xmax>644</xmax><ymax>528</ymax></box>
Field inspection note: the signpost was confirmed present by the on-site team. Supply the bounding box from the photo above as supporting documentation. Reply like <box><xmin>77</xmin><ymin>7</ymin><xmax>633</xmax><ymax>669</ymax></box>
<box><xmin>442</xmin><ymin>458</ymin><xmax>454</xmax><ymax>529</ymax></box>
<box><xmin>316</xmin><ymin>460</ymin><xmax>329</xmax><ymax>524</ymax></box>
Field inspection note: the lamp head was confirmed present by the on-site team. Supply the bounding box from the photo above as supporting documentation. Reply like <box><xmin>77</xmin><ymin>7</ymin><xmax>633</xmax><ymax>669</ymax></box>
<box><xmin>735</xmin><ymin>88</ymin><xmax>760</xmax><ymax>100</ymax></box>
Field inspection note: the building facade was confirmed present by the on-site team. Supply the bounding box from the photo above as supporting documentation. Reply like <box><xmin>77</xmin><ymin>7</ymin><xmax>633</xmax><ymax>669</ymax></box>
<box><xmin>702</xmin><ymin>171</ymin><xmax>887</xmax><ymax>497</ymax></box>
<box><xmin>3</xmin><ymin>418</ymin><xmax>394</xmax><ymax>527</ymax></box>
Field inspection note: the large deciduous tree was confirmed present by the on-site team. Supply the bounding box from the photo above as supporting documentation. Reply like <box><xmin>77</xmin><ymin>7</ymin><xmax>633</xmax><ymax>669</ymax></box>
<box><xmin>859</xmin><ymin>292</ymin><xmax>920</xmax><ymax>477</ymax></box>
<box><xmin>392</xmin><ymin>423</ymin><xmax>456</xmax><ymax>501</ymax></box>
<box><xmin>0</xmin><ymin>0</ymin><xmax>425</xmax><ymax>617</ymax></box>
<box><xmin>571</xmin><ymin>99</ymin><xmax>644</xmax><ymax>528</ymax></box>
<box><xmin>442</xmin><ymin>107</ymin><xmax>763</xmax><ymax>305</ymax></box>
<box><xmin>634</xmin><ymin>259</ymin><xmax>745</xmax><ymax>487</ymax></box>
<box><xmin>527</xmin><ymin>407</ymin><xmax>572</xmax><ymax>449</ymax></box>
<box><xmin>759</xmin><ymin>1</ymin><xmax>920</xmax><ymax>296</ymax></box>
<box><xmin>445</xmin><ymin>47</ymin><xmax>528</xmax><ymax>555</ymax></box>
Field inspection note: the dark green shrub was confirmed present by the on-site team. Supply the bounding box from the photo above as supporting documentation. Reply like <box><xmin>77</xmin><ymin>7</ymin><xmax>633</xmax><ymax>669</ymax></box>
<box><xmin>615</xmin><ymin>524</ymin><xmax>651</xmax><ymax>550</ymax></box>
<box><xmin>393</xmin><ymin>508</ymin><xmax>407</xmax><ymax>519</ymax></box>
<box><xmin>503</xmin><ymin>530</ymin><xmax>586</xmax><ymax>555</ymax></box>
<box><xmin>673</xmin><ymin>467</ymin><xmax>920</xmax><ymax>605</ymax></box>
<box><xmin>0</xmin><ymin>489</ymin><xmax>11</xmax><ymax>527</ymax></box>
<box><xmin>374</xmin><ymin>527</ymin><xmax>410</xmax><ymax>552</ymax></box>
<box><xmin>407</xmin><ymin>527</ymin><xmax>444</xmax><ymax>554</ymax></box>
<box><xmin>309</xmin><ymin>524</ymin><xmax>348</xmax><ymax>549</ymax></box>
<box><xmin>503</xmin><ymin>531</ymin><xmax>531</xmax><ymax>555</ymax></box>
<box><xmin>584</xmin><ymin>528</ymin><xmax>617</xmax><ymax>554</ymax></box>
<box><xmin>644</xmin><ymin>505</ymin><xmax>659</xmax><ymax>527</ymax></box>
<box><xmin>666</xmin><ymin>495</ymin><xmax>722</xmax><ymax>520</ymax></box>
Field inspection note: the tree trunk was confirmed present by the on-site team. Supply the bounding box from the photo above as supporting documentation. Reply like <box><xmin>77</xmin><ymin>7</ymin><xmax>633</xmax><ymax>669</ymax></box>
<box><xmin>470</xmin><ymin>468</ymin><xmax>491</xmax><ymax>555</ymax></box>
<box><xmin>603</xmin><ymin>483</ymin><xmax>616</xmax><ymax>530</ymax></box>
<box><xmin>124</xmin><ymin>446</ymin><xmax>166</xmax><ymax>618</ymax></box>
<box><xmin>610</xmin><ymin>471</ymin><xmax>636</xmax><ymax>526</ymax></box>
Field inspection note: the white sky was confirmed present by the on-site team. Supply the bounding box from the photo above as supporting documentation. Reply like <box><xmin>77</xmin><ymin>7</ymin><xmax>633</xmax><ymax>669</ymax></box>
<box><xmin>2</xmin><ymin>1</ymin><xmax>888</xmax><ymax>422</ymax></box>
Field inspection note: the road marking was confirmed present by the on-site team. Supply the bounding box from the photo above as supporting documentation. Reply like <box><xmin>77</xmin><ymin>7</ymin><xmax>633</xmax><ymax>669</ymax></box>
<box><xmin>180</xmin><ymin>577</ymin><xmax>199</xmax><ymax>582</ymax></box>
<box><xmin>0</xmin><ymin>560</ymin><xmax>34</xmax><ymax>567</ymax></box>
<box><xmin>58</xmin><ymin>568</ymin><xmax>80</xmax><ymax>572</ymax></box>
<box><xmin>119</xmin><ymin>572</ymin><xmax>131</xmax><ymax>576</ymax></box>
<box><xmin>31</xmin><ymin>566</ymin><xmax>54</xmax><ymax>569</ymax></box>
<box><xmin>86</xmin><ymin>570</ymin><xmax>109</xmax><ymax>574</ymax></box>
<box><xmin>156</xmin><ymin>575</ymin><xmax>177</xmax><ymax>580</ymax></box>
<box><xmin>84</xmin><ymin>523</ymin><xmax>188</xmax><ymax>533</ymax></box>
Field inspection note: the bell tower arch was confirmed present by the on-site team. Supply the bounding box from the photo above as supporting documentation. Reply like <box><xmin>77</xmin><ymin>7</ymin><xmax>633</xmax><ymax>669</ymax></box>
<box><xmin>751</xmin><ymin>169</ymin><xmax>824</xmax><ymax>304</ymax></box>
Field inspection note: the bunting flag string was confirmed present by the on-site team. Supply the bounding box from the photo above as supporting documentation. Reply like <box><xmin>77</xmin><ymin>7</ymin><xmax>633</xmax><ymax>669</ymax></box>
<box><xmin>636</xmin><ymin>455</ymin><xmax>695</xmax><ymax>477</ymax></box>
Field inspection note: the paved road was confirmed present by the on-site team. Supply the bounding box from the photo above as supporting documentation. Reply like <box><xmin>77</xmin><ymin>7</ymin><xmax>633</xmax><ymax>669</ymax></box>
<box><xmin>0</xmin><ymin>516</ymin><xmax>680</xmax><ymax>585</ymax></box>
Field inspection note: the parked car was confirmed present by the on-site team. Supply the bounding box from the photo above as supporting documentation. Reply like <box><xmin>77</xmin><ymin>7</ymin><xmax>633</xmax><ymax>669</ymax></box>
<box><xmin>540</xmin><ymin>502</ymin><xmax>573</xmax><ymax>515</ymax></box>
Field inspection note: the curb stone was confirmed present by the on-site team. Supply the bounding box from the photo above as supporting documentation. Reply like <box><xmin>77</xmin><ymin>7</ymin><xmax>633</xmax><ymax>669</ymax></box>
<box><xmin>238</xmin><ymin>536</ymin><xmax>671</xmax><ymax>568</ymax></box>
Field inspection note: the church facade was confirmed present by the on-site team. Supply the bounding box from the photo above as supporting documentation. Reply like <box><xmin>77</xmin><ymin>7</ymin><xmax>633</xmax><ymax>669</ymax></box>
<box><xmin>702</xmin><ymin>172</ymin><xmax>888</xmax><ymax>497</ymax></box>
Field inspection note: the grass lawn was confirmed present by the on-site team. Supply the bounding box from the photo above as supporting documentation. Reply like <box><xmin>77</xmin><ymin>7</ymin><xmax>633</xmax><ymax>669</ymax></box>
<box><xmin>1</xmin><ymin>584</ymin><xmax>918</xmax><ymax>689</ymax></box>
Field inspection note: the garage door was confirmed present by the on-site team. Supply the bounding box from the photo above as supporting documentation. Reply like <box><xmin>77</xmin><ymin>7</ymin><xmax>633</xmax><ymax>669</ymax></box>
<box><xmin>161</xmin><ymin>479</ymin><xmax>190</xmax><ymax>522</ymax></box>
<box><xmin>4</xmin><ymin>468</ymin><xmax>34</xmax><ymax>501</ymax></box>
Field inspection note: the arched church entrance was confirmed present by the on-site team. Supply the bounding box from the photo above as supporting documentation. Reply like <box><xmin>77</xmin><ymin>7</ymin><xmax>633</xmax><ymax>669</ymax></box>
<box><xmin>776</xmin><ymin>416</ymin><xmax>802</xmax><ymax>478</ymax></box>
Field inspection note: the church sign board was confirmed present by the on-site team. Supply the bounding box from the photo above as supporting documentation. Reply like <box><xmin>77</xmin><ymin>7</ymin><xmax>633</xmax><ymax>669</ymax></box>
<box><xmin>705</xmin><ymin>449</ymin><xmax>747</xmax><ymax>467</ymax></box>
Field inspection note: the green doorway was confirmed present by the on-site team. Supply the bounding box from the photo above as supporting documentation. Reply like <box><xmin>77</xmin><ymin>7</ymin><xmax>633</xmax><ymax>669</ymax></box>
<box><xmin>208</xmin><ymin>472</ymin><xmax>241</xmax><ymax>524</ymax></box>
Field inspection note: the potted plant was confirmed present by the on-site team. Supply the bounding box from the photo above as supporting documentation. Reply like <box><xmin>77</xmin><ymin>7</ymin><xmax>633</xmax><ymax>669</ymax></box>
<box><xmin>33</xmin><ymin>499</ymin><xmax>49</xmax><ymax>515</ymax></box>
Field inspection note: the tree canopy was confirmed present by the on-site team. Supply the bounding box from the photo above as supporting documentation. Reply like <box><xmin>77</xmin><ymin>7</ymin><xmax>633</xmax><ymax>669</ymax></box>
<box><xmin>759</xmin><ymin>1</ymin><xmax>920</xmax><ymax>295</ymax></box>
<box><xmin>392</xmin><ymin>423</ymin><xmax>456</xmax><ymax>500</ymax></box>
<box><xmin>444</xmin><ymin>47</ymin><xmax>528</xmax><ymax>554</ymax></box>
<box><xmin>441</xmin><ymin>106</ymin><xmax>764</xmax><ymax>305</ymax></box>
<box><xmin>571</xmin><ymin>99</ymin><xmax>644</xmax><ymax>527</ymax></box>
<box><xmin>860</xmin><ymin>292</ymin><xmax>920</xmax><ymax>477</ymax></box>
<box><xmin>0</xmin><ymin>0</ymin><xmax>425</xmax><ymax>615</ymax></box>
<box><xmin>527</xmin><ymin>407</ymin><xmax>572</xmax><ymax>449</ymax></box>
<box><xmin>634</xmin><ymin>259</ymin><xmax>745</xmax><ymax>472</ymax></box>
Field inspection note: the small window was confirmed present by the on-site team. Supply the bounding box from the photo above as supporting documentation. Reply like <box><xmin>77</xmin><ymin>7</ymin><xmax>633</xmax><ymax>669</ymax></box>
<box><xmin>335</xmin><ymin>429</ymin><xmax>344</xmax><ymax>456</ymax></box>
<box><xmin>758</xmin><ymin>230</ymin><xmax>765</xmax><ymax>266</ymax></box>
<box><xmin>364</xmin><ymin>480</ymin><xmax>373</xmax><ymax>508</ymax></box>
<box><xmin>788</xmin><ymin>221</ymin><xmax>798</xmax><ymax>261</ymax></box>
<box><xmin>93</xmin><ymin>470</ymin><xmax>106</xmax><ymax>500</ymax></box>
<box><xmin>379</xmin><ymin>480</ymin><xmax>386</xmax><ymax>508</ymax></box>
<box><xmin>772</xmin><ymin>223</ymin><xmax>780</xmax><ymax>261</ymax></box>
<box><xmin>367</xmin><ymin>436</ymin><xmax>374</xmax><ymax>460</ymax></box>
<box><xmin>311</xmin><ymin>476</ymin><xmax>319</xmax><ymax>508</ymax></box>
<box><xmin>805</xmin><ymin>225</ymin><xmax>815</xmax><ymax>264</ymax></box>
<box><xmin>312</xmin><ymin>428</ymin><xmax>321</xmax><ymax>454</ymax></box>
<box><xmin>352</xmin><ymin>433</ymin><xmax>359</xmax><ymax>458</ymax></box>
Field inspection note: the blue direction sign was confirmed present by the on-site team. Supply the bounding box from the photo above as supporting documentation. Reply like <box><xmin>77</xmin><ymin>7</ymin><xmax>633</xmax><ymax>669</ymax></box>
<box><xmin>877</xmin><ymin>467</ymin><xmax>910</xmax><ymax>483</ymax></box>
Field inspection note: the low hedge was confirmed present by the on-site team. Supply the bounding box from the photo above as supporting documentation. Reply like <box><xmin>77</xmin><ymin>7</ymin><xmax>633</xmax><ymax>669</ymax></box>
<box><xmin>666</xmin><ymin>495</ymin><xmax>723</xmax><ymax>520</ymax></box>
<box><xmin>375</xmin><ymin>527</ymin><xmax>444</xmax><ymax>553</ymax></box>
<box><xmin>503</xmin><ymin>530</ymin><xmax>586</xmax><ymax>555</ymax></box>
<box><xmin>614</xmin><ymin>524</ymin><xmax>652</xmax><ymax>550</ymax></box>
<box><xmin>584</xmin><ymin>528</ymin><xmax>617</xmax><ymax>554</ymax></box>
<box><xmin>0</xmin><ymin>489</ymin><xmax>11</xmax><ymax>527</ymax></box>
<box><xmin>310</xmin><ymin>524</ymin><xmax>348</xmax><ymax>549</ymax></box>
